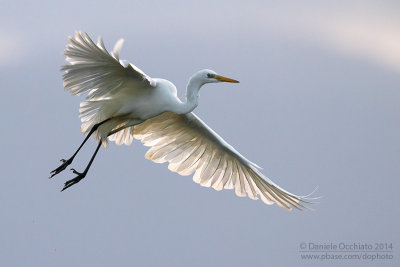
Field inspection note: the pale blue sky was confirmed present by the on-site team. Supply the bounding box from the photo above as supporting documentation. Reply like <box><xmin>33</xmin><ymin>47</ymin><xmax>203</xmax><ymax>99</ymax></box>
<box><xmin>1</xmin><ymin>1</ymin><xmax>399</xmax><ymax>266</ymax></box>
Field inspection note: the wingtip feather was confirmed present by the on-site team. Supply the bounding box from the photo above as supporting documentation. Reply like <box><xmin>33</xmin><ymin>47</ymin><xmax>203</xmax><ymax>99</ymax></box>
<box><xmin>112</xmin><ymin>38</ymin><xmax>124</xmax><ymax>60</ymax></box>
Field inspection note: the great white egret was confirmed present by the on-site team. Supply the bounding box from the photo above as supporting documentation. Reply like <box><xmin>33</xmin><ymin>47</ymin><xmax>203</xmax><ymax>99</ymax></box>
<box><xmin>50</xmin><ymin>31</ymin><xmax>312</xmax><ymax>210</ymax></box>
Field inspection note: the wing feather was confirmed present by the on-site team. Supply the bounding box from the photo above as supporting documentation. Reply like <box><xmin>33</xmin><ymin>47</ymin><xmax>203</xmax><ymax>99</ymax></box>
<box><xmin>192</xmin><ymin>144</ymin><xmax>213</xmax><ymax>183</ymax></box>
<box><xmin>221</xmin><ymin>158</ymin><xmax>234</xmax><ymax>190</ymax></box>
<box><xmin>131</xmin><ymin>111</ymin><xmax>309</xmax><ymax>210</ymax></box>
<box><xmin>240</xmin><ymin>166</ymin><xmax>258</xmax><ymax>200</ymax></box>
<box><xmin>62</xmin><ymin>31</ymin><xmax>155</xmax><ymax>100</ymax></box>
<box><xmin>200</xmin><ymin>151</ymin><xmax>222</xmax><ymax>187</ymax></box>
<box><xmin>210</xmin><ymin>156</ymin><xmax>228</xmax><ymax>189</ymax></box>
<box><xmin>174</xmin><ymin>142</ymin><xmax>206</xmax><ymax>175</ymax></box>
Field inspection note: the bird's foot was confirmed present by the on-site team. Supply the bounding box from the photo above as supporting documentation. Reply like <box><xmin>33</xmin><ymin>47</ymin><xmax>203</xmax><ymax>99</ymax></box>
<box><xmin>50</xmin><ymin>158</ymin><xmax>73</xmax><ymax>178</ymax></box>
<box><xmin>61</xmin><ymin>168</ymin><xmax>87</xmax><ymax>191</ymax></box>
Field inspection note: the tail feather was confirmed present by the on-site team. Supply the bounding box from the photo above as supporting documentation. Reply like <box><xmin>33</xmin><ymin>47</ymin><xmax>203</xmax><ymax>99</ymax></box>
<box><xmin>79</xmin><ymin>100</ymin><xmax>108</xmax><ymax>133</ymax></box>
<box><xmin>79</xmin><ymin>99</ymin><xmax>125</xmax><ymax>146</ymax></box>
<box><xmin>108</xmin><ymin>126</ymin><xmax>135</xmax><ymax>146</ymax></box>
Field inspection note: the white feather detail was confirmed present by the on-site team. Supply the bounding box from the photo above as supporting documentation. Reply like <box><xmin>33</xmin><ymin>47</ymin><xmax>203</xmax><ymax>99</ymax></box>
<box><xmin>62</xmin><ymin>31</ymin><xmax>154</xmax><ymax>100</ymax></box>
<box><xmin>132</xmin><ymin>112</ymin><xmax>310</xmax><ymax>210</ymax></box>
<box><xmin>62</xmin><ymin>31</ymin><xmax>156</xmax><ymax>141</ymax></box>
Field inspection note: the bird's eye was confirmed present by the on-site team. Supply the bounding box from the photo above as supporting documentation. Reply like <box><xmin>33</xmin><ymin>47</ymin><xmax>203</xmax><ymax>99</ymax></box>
<box><xmin>207</xmin><ymin>73</ymin><xmax>215</xmax><ymax>78</ymax></box>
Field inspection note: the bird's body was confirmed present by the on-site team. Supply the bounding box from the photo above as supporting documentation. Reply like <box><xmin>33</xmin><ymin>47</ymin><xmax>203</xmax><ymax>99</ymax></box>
<box><xmin>51</xmin><ymin>31</ymin><xmax>312</xmax><ymax>210</ymax></box>
<box><xmin>80</xmin><ymin>78</ymin><xmax>180</xmax><ymax>143</ymax></box>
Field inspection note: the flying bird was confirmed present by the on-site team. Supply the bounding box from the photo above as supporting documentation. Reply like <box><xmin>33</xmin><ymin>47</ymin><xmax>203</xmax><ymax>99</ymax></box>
<box><xmin>50</xmin><ymin>31</ymin><xmax>312</xmax><ymax>210</ymax></box>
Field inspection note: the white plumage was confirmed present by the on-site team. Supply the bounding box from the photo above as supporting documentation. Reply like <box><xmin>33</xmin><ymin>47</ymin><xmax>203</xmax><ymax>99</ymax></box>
<box><xmin>51</xmin><ymin>31</ymin><xmax>312</xmax><ymax>210</ymax></box>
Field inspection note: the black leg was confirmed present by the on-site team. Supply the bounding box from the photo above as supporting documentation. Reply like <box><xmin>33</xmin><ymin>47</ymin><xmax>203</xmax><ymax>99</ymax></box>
<box><xmin>50</xmin><ymin>119</ymin><xmax>110</xmax><ymax>178</ymax></box>
<box><xmin>61</xmin><ymin>141</ymin><xmax>102</xmax><ymax>191</ymax></box>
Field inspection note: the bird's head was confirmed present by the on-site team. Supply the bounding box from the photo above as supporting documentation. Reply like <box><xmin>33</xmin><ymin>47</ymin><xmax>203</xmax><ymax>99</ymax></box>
<box><xmin>192</xmin><ymin>69</ymin><xmax>239</xmax><ymax>85</ymax></box>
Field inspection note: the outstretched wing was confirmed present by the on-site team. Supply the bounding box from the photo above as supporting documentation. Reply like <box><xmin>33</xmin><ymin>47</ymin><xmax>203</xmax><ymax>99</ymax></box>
<box><xmin>62</xmin><ymin>31</ymin><xmax>155</xmax><ymax>100</ymax></box>
<box><xmin>131</xmin><ymin>112</ymin><xmax>310</xmax><ymax>210</ymax></box>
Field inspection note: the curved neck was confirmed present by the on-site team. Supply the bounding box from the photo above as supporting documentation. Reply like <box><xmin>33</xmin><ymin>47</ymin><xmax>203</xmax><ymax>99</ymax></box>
<box><xmin>172</xmin><ymin>78</ymin><xmax>203</xmax><ymax>114</ymax></box>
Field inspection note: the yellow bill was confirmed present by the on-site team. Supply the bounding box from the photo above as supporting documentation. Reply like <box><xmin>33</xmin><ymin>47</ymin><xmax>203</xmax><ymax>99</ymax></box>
<box><xmin>215</xmin><ymin>75</ymin><xmax>239</xmax><ymax>83</ymax></box>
